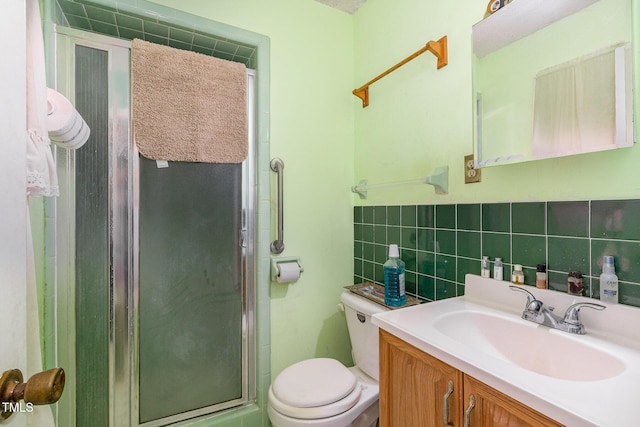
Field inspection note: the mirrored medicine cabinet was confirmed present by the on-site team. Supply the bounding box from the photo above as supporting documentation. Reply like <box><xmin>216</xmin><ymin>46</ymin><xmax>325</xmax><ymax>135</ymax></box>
<box><xmin>472</xmin><ymin>0</ymin><xmax>634</xmax><ymax>167</ymax></box>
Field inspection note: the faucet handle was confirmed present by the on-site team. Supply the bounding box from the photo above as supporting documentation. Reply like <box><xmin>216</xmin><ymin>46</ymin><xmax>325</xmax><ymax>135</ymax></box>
<box><xmin>563</xmin><ymin>302</ymin><xmax>606</xmax><ymax>325</ymax></box>
<box><xmin>509</xmin><ymin>285</ymin><xmax>537</xmax><ymax>306</ymax></box>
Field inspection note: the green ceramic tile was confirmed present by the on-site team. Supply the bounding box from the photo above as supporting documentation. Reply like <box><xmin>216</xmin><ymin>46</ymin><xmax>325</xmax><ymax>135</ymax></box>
<box><xmin>374</xmin><ymin>244</ymin><xmax>387</xmax><ymax>264</ymax></box>
<box><xmin>547</xmin><ymin>271</ymin><xmax>569</xmax><ymax>293</ymax></box>
<box><xmin>363</xmin><ymin>243</ymin><xmax>374</xmax><ymax>262</ymax></box>
<box><xmin>521</xmin><ymin>266</ymin><xmax>538</xmax><ymax>287</ymax></box>
<box><xmin>362</xmin><ymin>207</ymin><xmax>373</xmax><ymax>224</ymax></box>
<box><xmin>435</xmin><ymin>279</ymin><xmax>457</xmax><ymax>300</ymax></box>
<box><xmin>236</xmin><ymin>45</ymin><xmax>255</xmax><ymax>58</ymax></box>
<box><xmin>405</xmin><ymin>271</ymin><xmax>417</xmax><ymax>296</ymax></box>
<box><xmin>387</xmin><ymin>206</ymin><xmax>400</xmax><ymax>226</ymax></box>
<box><xmin>591</xmin><ymin>199</ymin><xmax>640</xmax><ymax>241</ymax></box>
<box><xmin>403</xmin><ymin>249</ymin><xmax>417</xmax><ymax>272</ymax></box>
<box><xmin>144</xmin><ymin>21</ymin><xmax>169</xmax><ymax>38</ymax></box>
<box><xmin>363</xmin><ymin>261</ymin><xmax>374</xmax><ymax>282</ymax></box>
<box><xmin>418</xmin><ymin>275</ymin><xmax>435</xmax><ymax>300</ymax></box>
<box><xmin>417</xmin><ymin>205</ymin><xmax>434</xmax><ymax>228</ymax></box>
<box><xmin>436</xmin><ymin>204</ymin><xmax>455</xmax><ymax>229</ymax></box>
<box><xmin>401</xmin><ymin>206</ymin><xmax>416</xmax><ymax>226</ymax></box>
<box><xmin>435</xmin><ymin>254</ymin><xmax>456</xmax><ymax>281</ymax></box>
<box><xmin>548</xmin><ymin>237</ymin><xmax>589</xmax><ymax>274</ymax></box>
<box><xmin>374</xmin><ymin>206</ymin><xmax>386</xmax><ymax>225</ymax></box>
<box><xmin>66</xmin><ymin>14</ymin><xmax>92</xmax><ymax>30</ymax></box>
<box><xmin>416</xmin><ymin>251</ymin><xmax>435</xmax><ymax>276</ymax></box>
<box><xmin>168</xmin><ymin>39</ymin><xmax>191</xmax><ymax>51</ymax></box>
<box><xmin>435</xmin><ymin>230</ymin><xmax>456</xmax><ymax>255</ymax></box>
<box><xmin>482</xmin><ymin>232</ymin><xmax>511</xmax><ymax>263</ymax></box>
<box><xmin>374</xmin><ymin>263</ymin><xmax>384</xmax><ymax>284</ymax></box>
<box><xmin>457</xmin><ymin>204</ymin><xmax>480</xmax><ymax>231</ymax></box>
<box><xmin>387</xmin><ymin>226</ymin><xmax>400</xmax><ymax>246</ymax></box>
<box><xmin>143</xmin><ymin>33</ymin><xmax>168</xmax><ymax>45</ymax></box>
<box><xmin>84</xmin><ymin>4</ymin><xmax>117</xmax><ymax>24</ymax></box>
<box><xmin>115</xmin><ymin>13</ymin><xmax>144</xmax><ymax>31</ymax></box>
<box><xmin>191</xmin><ymin>45</ymin><xmax>213</xmax><ymax>56</ymax></box>
<box><xmin>354</xmin><ymin>258</ymin><xmax>362</xmax><ymax>276</ymax></box>
<box><xmin>215</xmin><ymin>39</ymin><xmax>238</xmax><ymax>55</ymax></box>
<box><xmin>619</xmin><ymin>282</ymin><xmax>640</xmax><ymax>307</ymax></box>
<box><xmin>591</xmin><ymin>239</ymin><xmax>640</xmax><ymax>283</ymax></box>
<box><xmin>118</xmin><ymin>28</ymin><xmax>144</xmax><ymax>40</ymax></box>
<box><xmin>193</xmin><ymin>33</ymin><xmax>217</xmax><ymax>49</ymax></box>
<box><xmin>90</xmin><ymin>20</ymin><xmax>119</xmax><ymax>37</ymax></box>
<box><xmin>512</xmin><ymin>202</ymin><xmax>545</xmax><ymax>235</ymax></box>
<box><xmin>547</xmin><ymin>201</ymin><xmax>589</xmax><ymax>237</ymax></box>
<box><xmin>512</xmin><ymin>234</ymin><xmax>546</xmax><ymax>269</ymax></box>
<box><xmin>457</xmin><ymin>284</ymin><xmax>465</xmax><ymax>296</ymax></box>
<box><xmin>169</xmin><ymin>27</ymin><xmax>194</xmax><ymax>44</ymax></box>
<box><xmin>361</xmin><ymin>224</ymin><xmax>373</xmax><ymax>242</ymax></box>
<box><xmin>354</xmin><ymin>240</ymin><xmax>362</xmax><ymax>259</ymax></box>
<box><xmin>354</xmin><ymin>206</ymin><xmax>362</xmax><ymax>224</ymax></box>
<box><xmin>417</xmin><ymin>228</ymin><xmax>435</xmax><ymax>252</ymax></box>
<box><xmin>482</xmin><ymin>203</ymin><xmax>510</xmax><ymax>232</ymax></box>
<box><xmin>457</xmin><ymin>231</ymin><xmax>480</xmax><ymax>259</ymax></box>
<box><xmin>457</xmin><ymin>257</ymin><xmax>480</xmax><ymax>283</ymax></box>
<box><xmin>354</xmin><ymin>223</ymin><xmax>362</xmax><ymax>241</ymax></box>
<box><xmin>374</xmin><ymin>225</ymin><xmax>386</xmax><ymax>245</ymax></box>
<box><xmin>401</xmin><ymin>227</ymin><xmax>417</xmax><ymax>249</ymax></box>
<box><xmin>58</xmin><ymin>0</ymin><xmax>87</xmax><ymax>17</ymax></box>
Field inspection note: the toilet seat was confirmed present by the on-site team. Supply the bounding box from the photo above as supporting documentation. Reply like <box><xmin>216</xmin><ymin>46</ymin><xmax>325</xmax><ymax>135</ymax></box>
<box><xmin>269</xmin><ymin>358</ymin><xmax>362</xmax><ymax>419</ymax></box>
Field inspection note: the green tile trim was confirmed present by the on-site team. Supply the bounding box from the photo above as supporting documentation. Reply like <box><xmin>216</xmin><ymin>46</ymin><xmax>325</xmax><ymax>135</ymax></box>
<box><xmin>355</xmin><ymin>199</ymin><xmax>640</xmax><ymax>308</ymax></box>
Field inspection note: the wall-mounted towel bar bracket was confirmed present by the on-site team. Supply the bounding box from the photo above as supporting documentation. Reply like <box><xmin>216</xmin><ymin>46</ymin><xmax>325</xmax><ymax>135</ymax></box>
<box><xmin>270</xmin><ymin>158</ymin><xmax>285</xmax><ymax>254</ymax></box>
<box><xmin>353</xmin><ymin>36</ymin><xmax>448</xmax><ymax>108</ymax></box>
<box><xmin>351</xmin><ymin>166</ymin><xmax>449</xmax><ymax>199</ymax></box>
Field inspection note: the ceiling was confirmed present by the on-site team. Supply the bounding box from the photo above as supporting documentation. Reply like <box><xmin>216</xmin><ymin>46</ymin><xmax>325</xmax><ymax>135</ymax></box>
<box><xmin>314</xmin><ymin>0</ymin><xmax>368</xmax><ymax>14</ymax></box>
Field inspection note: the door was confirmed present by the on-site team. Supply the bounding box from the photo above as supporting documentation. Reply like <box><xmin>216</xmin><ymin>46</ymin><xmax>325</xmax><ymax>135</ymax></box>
<box><xmin>1</xmin><ymin>1</ymin><xmax>28</xmax><ymax>426</ymax></box>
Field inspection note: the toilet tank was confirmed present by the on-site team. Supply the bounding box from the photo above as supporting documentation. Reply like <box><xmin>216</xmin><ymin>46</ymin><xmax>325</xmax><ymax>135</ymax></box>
<box><xmin>341</xmin><ymin>291</ymin><xmax>389</xmax><ymax>381</ymax></box>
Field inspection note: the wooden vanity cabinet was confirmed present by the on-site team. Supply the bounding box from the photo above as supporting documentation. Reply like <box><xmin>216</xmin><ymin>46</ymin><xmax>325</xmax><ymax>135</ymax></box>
<box><xmin>379</xmin><ymin>330</ymin><xmax>562</xmax><ymax>427</ymax></box>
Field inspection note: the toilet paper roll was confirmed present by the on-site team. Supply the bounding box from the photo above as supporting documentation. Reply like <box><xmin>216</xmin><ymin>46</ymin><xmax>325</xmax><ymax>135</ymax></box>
<box><xmin>277</xmin><ymin>262</ymin><xmax>301</xmax><ymax>283</ymax></box>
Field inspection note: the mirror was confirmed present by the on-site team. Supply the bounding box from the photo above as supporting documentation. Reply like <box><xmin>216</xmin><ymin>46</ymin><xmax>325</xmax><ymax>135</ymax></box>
<box><xmin>472</xmin><ymin>0</ymin><xmax>633</xmax><ymax>167</ymax></box>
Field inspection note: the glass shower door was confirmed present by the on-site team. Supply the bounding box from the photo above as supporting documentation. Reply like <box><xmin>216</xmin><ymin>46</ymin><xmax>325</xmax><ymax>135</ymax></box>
<box><xmin>137</xmin><ymin>159</ymin><xmax>244</xmax><ymax>423</ymax></box>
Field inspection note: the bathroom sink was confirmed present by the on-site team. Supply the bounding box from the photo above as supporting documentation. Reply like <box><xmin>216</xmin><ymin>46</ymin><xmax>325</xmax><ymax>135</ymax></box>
<box><xmin>433</xmin><ymin>310</ymin><xmax>626</xmax><ymax>381</ymax></box>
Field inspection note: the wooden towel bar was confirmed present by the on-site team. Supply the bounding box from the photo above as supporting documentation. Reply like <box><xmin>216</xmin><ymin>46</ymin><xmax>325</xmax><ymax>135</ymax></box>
<box><xmin>352</xmin><ymin>36</ymin><xmax>448</xmax><ymax>108</ymax></box>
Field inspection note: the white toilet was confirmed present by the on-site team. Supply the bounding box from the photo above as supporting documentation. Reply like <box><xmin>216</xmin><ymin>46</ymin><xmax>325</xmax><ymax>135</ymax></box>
<box><xmin>268</xmin><ymin>291</ymin><xmax>389</xmax><ymax>427</ymax></box>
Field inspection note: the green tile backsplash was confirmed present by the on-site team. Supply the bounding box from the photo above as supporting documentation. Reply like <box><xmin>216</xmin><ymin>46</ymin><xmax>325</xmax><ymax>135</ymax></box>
<box><xmin>354</xmin><ymin>200</ymin><xmax>640</xmax><ymax>308</ymax></box>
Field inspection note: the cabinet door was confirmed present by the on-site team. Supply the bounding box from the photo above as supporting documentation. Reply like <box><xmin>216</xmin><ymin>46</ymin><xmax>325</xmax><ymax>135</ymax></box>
<box><xmin>463</xmin><ymin>375</ymin><xmax>562</xmax><ymax>427</ymax></box>
<box><xmin>379</xmin><ymin>330</ymin><xmax>463</xmax><ymax>427</ymax></box>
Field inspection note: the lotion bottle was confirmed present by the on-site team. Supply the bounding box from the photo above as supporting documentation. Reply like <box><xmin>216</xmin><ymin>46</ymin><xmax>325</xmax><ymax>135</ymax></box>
<box><xmin>493</xmin><ymin>258</ymin><xmax>503</xmax><ymax>281</ymax></box>
<box><xmin>599</xmin><ymin>255</ymin><xmax>619</xmax><ymax>303</ymax></box>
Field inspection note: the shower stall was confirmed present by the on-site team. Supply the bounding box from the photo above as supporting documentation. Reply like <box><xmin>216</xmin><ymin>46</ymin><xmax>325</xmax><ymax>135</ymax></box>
<box><xmin>51</xmin><ymin>25</ymin><xmax>261</xmax><ymax>426</ymax></box>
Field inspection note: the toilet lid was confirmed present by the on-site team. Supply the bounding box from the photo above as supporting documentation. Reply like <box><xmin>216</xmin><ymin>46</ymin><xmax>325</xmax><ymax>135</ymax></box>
<box><xmin>271</xmin><ymin>358</ymin><xmax>357</xmax><ymax>408</ymax></box>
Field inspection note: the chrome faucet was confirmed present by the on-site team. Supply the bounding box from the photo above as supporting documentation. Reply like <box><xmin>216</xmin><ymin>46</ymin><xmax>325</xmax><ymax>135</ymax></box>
<box><xmin>509</xmin><ymin>286</ymin><xmax>605</xmax><ymax>335</ymax></box>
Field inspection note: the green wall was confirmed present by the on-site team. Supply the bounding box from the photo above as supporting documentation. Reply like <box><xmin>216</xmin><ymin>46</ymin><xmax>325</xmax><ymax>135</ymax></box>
<box><xmin>148</xmin><ymin>0</ymin><xmax>357</xmax><ymax>378</ymax></box>
<box><xmin>353</xmin><ymin>0</ymin><xmax>640</xmax><ymax>205</ymax></box>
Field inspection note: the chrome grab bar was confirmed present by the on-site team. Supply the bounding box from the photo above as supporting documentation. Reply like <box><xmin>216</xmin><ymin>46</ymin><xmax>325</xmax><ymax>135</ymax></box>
<box><xmin>270</xmin><ymin>158</ymin><xmax>285</xmax><ymax>254</ymax></box>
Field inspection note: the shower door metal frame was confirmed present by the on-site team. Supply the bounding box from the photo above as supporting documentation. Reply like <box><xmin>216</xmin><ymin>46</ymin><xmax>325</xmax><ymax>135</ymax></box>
<box><xmin>52</xmin><ymin>25</ymin><xmax>257</xmax><ymax>427</ymax></box>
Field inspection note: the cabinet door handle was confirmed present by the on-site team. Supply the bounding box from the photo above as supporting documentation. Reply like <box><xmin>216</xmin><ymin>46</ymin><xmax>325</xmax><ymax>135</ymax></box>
<box><xmin>463</xmin><ymin>394</ymin><xmax>476</xmax><ymax>427</ymax></box>
<box><xmin>442</xmin><ymin>380</ymin><xmax>454</xmax><ymax>426</ymax></box>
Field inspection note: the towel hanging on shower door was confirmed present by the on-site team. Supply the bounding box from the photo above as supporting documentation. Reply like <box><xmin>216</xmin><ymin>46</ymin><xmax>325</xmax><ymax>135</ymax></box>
<box><xmin>131</xmin><ymin>38</ymin><xmax>248</xmax><ymax>164</ymax></box>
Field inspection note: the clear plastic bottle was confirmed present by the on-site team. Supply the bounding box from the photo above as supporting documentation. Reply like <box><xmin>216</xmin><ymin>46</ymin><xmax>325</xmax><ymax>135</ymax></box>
<box><xmin>493</xmin><ymin>258</ymin><xmax>503</xmax><ymax>281</ymax></box>
<box><xmin>481</xmin><ymin>256</ymin><xmax>490</xmax><ymax>278</ymax></box>
<box><xmin>384</xmin><ymin>244</ymin><xmax>406</xmax><ymax>307</ymax></box>
<box><xmin>511</xmin><ymin>264</ymin><xmax>524</xmax><ymax>285</ymax></box>
<box><xmin>599</xmin><ymin>255</ymin><xmax>619</xmax><ymax>304</ymax></box>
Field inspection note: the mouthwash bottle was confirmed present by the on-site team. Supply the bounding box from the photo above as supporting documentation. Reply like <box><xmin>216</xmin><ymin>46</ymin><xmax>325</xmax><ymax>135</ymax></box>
<box><xmin>599</xmin><ymin>255</ymin><xmax>619</xmax><ymax>304</ymax></box>
<box><xmin>384</xmin><ymin>244</ymin><xmax>406</xmax><ymax>307</ymax></box>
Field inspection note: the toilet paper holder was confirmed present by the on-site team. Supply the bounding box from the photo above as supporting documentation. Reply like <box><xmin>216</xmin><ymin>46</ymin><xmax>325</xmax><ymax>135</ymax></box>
<box><xmin>270</xmin><ymin>257</ymin><xmax>304</xmax><ymax>283</ymax></box>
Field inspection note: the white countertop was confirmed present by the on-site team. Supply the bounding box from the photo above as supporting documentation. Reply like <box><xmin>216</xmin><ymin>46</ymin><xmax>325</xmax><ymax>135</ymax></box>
<box><xmin>372</xmin><ymin>274</ymin><xmax>640</xmax><ymax>426</ymax></box>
